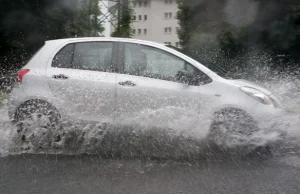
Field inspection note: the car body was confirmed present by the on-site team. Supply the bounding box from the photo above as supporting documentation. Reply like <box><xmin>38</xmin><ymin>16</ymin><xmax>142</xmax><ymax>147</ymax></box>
<box><xmin>8</xmin><ymin>37</ymin><xmax>288</xmax><ymax>145</ymax></box>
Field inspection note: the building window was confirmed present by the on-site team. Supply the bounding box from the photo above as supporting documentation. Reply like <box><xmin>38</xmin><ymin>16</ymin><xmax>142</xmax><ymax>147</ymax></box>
<box><xmin>144</xmin><ymin>1</ymin><xmax>148</xmax><ymax>7</ymax></box>
<box><xmin>138</xmin><ymin>1</ymin><xmax>142</xmax><ymax>7</ymax></box>
<box><xmin>164</xmin><ymin>27</ymin><xmax>172</xmax><ymax>34</ymax></box>
<box><xmin>175</xmin><ymin>42</ymin><xmax>180</xmax><ymax>48</ymax></box>
<box><xmin>164</xmin><ymin>12</ymin><xmax>172</xmax><ymax>19</ymax></box>
<box><xmin>138</xmin><ymin>29</ymin><xmax>141</xmax><ymax>35</ymax></box>
<box><xmin>132</xmin><ymin>29</ymin><xmax>136</xmax><ymax>35</ymax></box>
<box><xmin>144</xmin><ymin>15</ymin><xmax>147</xmax><ymax>20</ymax></box>
<box><xmin>132</xmin><ymin>15</ymin><xmax>136</xmax><ymax>20</ymax></box>
<box><xmin>139</xmin><ymin>15</ymin><xmax>142</xmax><ymax>20</ymax></box>
<box><xmin>144</xmin><ymin>29</ymin><xmax>147</xmax><ymax>35</ymax></box>
<box><xmin>164</xmin><ymin>0</ymin><xmax>172</xmax><ymax>4</ymax></box>
<box><xmin>164</xmin><ymin>42</ymin><xmax>171</xmax><ymax>45</ymax></box>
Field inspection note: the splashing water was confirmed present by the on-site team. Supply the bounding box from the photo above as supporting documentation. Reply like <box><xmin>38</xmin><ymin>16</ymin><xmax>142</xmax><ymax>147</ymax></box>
<box><xmin>0</xmin><ymin>73</ymin><xmax>299</xmax><ymax>158</ymax></box>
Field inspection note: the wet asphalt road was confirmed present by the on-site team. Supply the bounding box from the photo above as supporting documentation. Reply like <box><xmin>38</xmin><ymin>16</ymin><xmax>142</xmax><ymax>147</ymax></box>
<box><xmin>0</xmin><ymin>152</ymin><xmax>300</xmax><ymax>194</ymax></box>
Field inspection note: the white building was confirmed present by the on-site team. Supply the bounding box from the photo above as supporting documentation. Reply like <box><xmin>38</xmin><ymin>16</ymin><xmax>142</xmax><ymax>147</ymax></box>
<box><xmin>100</xmin><ymin>0</ymin><xmax>181</xmax><ymax>47</ymax></box>
<box><xmin>131</xmin><ymin>0</ymin><xmax>181</xmax><ymax>47</ymax></box>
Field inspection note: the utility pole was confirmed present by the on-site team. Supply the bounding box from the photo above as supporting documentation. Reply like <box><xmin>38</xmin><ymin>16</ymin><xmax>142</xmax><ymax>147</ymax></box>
<box><xmin>71</xmin><ymin>0</ymin><xmax>77</xmax><ymax>37</ymax></box>
<box><xmin>117</xmin><ymin>0</ymin><xmax>122</xmax><ymax>32</ymax></box>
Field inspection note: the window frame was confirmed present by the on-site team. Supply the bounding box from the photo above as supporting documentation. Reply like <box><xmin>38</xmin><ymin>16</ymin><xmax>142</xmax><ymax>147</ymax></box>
<box><xmin>144</xmin><ymin>0</ymin><xmax>148</xmax><ymax>7</ymax></box>
<box><xmin>51</xmin><ymin>41</ymin><xmax>118</xmax><ymax>73</ymax></box>
<box><xmin>117</xmin><ymin>41</ymin><xmax>212</xmax><ymax>86</ymax></box>
<box><xmin>164</xmin><ymin>12</ymin><xmax>172</xmax><ymax>19</ymax></box>
<box><xmin>164</xmin><ymin>27</ymin><xmax>172</xmax><ymax>34</ymax></box>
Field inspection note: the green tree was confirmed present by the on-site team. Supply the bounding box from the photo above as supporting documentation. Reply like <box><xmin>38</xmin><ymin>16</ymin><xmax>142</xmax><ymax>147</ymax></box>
<box><xmin>111</xmin><ymin>0</ymin><xmax>134</xmax><ymax>38</ymax></box>
<box><xmin>65</xmin><ymin>0</ymin><xmax>104</xmax><ymax>37</ymax></box>
<box><xmin>0</xmin><ymin>0</ymin><xmax>105</xmax><ymax>72</ymax></box>
<box><xmin>176</xmin><ymin>2</ymin><xmax>193</xmax><ymax>49</ymax></box>
<box><xmin>176</xmin><ymin>0</ymin><xmax>300</xmax><ymax>74</ymax></box>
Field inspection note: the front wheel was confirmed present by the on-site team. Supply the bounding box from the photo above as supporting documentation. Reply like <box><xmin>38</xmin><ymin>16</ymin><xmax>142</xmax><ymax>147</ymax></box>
<box><xmin>207</xmin><ymin>109</ymin><xmax>260</xmax><ymax>149</ymax></box>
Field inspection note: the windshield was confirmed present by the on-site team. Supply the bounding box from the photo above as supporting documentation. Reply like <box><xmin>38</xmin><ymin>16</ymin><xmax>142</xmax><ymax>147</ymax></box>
<box><xmin>166</xmin><ymin>45</ymin><xmax>229</xmax><ymax>78</ymax></box>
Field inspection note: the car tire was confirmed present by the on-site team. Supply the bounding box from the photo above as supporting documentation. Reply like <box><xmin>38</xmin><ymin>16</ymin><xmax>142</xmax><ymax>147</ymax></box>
<box><xmin>14</xmin><ymin>100</ymin><xmax>61</xmax><ymax>133</ymax></box>
<box><xmin>207</xmin><ymin>108</ymin><xmax>261</xmax><ymax>149</ymax></box>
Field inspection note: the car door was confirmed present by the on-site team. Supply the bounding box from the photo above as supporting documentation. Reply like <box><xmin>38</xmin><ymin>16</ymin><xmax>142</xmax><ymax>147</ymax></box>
<box><xmin>46</xmin><ymin>41</ymin><xmax>118</xmax><ymax>123</ymax></box>
<box><xmin>115</xmin><ymin>42</ymin><xmax>213</xmax><ymax>132</ymax></box>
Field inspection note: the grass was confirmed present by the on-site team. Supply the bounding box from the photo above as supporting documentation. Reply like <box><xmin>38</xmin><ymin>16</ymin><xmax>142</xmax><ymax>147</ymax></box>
<box><xmin>0</xmin><ymin>92</ymin><xmax>9</xmax><ymax>103</ymax></box>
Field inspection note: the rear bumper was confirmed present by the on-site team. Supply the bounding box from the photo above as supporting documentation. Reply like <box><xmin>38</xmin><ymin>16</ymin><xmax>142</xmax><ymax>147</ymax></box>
<box><xmin>7</xmin><ymin>85</ymin><xmax>29</xmax><ymax>122</ymax></box>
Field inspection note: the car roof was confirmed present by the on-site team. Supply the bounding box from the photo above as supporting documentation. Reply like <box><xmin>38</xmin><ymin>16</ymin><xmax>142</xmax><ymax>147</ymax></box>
<box><xmin>46</xmin><ymin>37</ymin><xmax>164</xmax><ymax>47</ymax></box>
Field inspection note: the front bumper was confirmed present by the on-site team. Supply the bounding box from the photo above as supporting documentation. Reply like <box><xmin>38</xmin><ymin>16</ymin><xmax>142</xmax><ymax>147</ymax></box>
<box><xmin>247</xmin><ymin>105</ymin><xmax>290</xmax><ymax>145</ymax></box>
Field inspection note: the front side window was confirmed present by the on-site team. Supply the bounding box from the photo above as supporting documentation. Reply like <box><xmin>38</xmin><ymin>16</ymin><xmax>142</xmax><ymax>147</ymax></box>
<box><xmin>52</xmin><ymin>42</ymin><xmax>113</xmax><ymax>72</ymax></box>
<box><xmin>123</xmin><ymin>43</ymin><xmax>212</xmax><ymax>85</ymax></box>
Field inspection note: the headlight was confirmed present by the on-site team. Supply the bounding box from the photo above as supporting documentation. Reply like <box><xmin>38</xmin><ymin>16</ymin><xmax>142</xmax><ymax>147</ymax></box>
<box><xmin>240</xmin><ymin>86</ymin><xmax>275</xmax><ymax>107</ymax></box>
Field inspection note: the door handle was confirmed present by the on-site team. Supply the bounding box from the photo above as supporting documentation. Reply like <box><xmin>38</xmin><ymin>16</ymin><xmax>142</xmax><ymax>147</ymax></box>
<box><xmin>52</xmin><ymin>74</ymin><xmax>69</xmax><ymax>80</ymax></box>
<box><xmin>118</xmin><ymin>81</ymin><xmax>136</xmax><ymax>87</ymax></box>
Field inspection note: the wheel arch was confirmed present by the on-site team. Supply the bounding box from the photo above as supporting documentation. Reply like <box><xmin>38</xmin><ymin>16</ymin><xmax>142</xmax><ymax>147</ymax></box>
<box><xmin>212</xmin><ymin>107</ymin><xmax>250</xmax><ymax>118</ymax></box>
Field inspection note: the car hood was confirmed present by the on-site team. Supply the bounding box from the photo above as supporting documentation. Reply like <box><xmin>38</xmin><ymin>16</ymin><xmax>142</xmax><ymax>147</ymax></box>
<box><xmin>228</xmin><ymin>79</ymin><xmax>272</xmax><ymax>95</ymax></box>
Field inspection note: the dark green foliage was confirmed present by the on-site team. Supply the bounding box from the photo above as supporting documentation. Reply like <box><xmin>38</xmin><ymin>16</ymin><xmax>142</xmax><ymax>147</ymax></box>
<box><xmin>176</xmin><ymin>2</ymin><xmax>194</xmax><ymax>49</ymax></box>
<box><xmin>176</xmin><ymin>0</ymin><xmax>300</xmax><ymax>76</ymax></box>
<box><xmin>0</xmin><ymin>0</ymin><xmax>104</xmax><ymax>72</ymax></box>
<box><xmin>111</xmin><ymin>0</ymin><xmax>134</xmax><ymax>38</ymax></box>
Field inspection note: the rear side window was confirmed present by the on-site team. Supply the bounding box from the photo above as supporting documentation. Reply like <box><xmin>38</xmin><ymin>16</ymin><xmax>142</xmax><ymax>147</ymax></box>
<box><xmin>51</xmin><ymin>42</ymin><xmax>113</xmax><ymax>72</ymax></box>
<box><xmin>52</xmin><ymin>44</ymin><xmax>74</xmax><ymax>68</ymax></box>
<box><xmin>73</xmin><ymin>42</ymin><xmax>113</xmax><ymax>71</ymax></box>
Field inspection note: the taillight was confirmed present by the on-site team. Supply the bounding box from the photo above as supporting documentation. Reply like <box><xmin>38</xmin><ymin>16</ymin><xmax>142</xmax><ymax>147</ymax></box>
<box><xmin>16</xmin><ymin>69</ymin><xmax>30</xmax><ymax>83</ymax></box>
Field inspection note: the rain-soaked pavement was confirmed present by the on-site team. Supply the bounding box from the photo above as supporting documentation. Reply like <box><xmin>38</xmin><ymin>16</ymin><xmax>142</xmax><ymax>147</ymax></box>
<box><xmin>0</xmin><ymin>79</ymin><xmax>300</xmax><ymax>194</ymax></box>
<box><xmin>1</xmin><ymin>153</ymin><xmax>300</xmax><ymax>194</ymax></box>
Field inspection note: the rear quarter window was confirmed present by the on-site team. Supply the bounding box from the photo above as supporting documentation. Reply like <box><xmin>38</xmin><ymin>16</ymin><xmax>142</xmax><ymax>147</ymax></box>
<box><xmin>52</xmin><ymin>44</ymin><xmax>75</xmax><ymax>68</ymax></box>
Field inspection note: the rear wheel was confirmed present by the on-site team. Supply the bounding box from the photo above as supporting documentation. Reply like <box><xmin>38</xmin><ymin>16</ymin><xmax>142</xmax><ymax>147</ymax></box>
<box><xmin>14</xmin><ymin>100</ymin><xmax>61</xmax><ymax>133</ymax></box>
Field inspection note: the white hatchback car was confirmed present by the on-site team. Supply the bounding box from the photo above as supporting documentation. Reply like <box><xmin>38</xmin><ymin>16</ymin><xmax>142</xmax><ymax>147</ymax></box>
<box><xmin>8</xmin><ymin>37</ymin><xmax>287</xmax><ymax>147</ymax></box>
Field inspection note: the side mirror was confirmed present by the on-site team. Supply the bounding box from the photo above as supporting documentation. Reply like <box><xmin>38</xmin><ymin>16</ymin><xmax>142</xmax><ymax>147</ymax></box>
<box><xmin>176</xmin><ymin>70</ymin><xmax>193</xmax><ymax>85</ymax></box>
